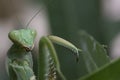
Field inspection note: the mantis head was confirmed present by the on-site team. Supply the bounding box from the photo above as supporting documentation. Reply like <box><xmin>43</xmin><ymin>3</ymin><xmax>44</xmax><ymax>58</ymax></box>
<box><xmin>9</xmin><ymin>29</ymin><xmax>37</xmax><ymax>51</ymax></box>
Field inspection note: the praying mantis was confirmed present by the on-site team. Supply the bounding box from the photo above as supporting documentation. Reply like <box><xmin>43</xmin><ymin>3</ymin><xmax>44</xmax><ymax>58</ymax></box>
<box><xmin>6</xmin><ymin>5</ymin><xmax>81</xmax><ymax>80</ymax></box>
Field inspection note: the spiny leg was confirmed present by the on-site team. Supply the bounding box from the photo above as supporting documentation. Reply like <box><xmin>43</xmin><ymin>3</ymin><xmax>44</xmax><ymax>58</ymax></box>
<box><xmin>38</xmin><ymin>37</ymin><xmax>66</xmax><ymax>80</ymax></box>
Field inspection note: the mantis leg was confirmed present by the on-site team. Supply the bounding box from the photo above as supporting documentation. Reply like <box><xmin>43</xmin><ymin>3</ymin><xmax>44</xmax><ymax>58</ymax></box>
<box><xmin>38</xmin><ymin>36</ymin><xmax>66</xmax><ymax>80</ymax></box>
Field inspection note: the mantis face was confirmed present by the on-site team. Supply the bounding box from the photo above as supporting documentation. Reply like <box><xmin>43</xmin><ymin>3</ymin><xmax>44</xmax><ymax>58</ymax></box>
<box><xmin>8</xmin><ymin>29</ymin><xmax>37</xmax><ymax>51</ymax></box>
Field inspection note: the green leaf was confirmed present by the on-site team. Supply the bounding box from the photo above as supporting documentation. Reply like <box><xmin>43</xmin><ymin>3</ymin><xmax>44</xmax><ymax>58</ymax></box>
<box><xmin>79</xmin><ymin>58</ymin><xmax>120</xmax><ymax>80</ymax></box>
<box><xmin>78</xmin><ymin>30</ymin><xmax>110</xmax><ymax>73</ymax></box>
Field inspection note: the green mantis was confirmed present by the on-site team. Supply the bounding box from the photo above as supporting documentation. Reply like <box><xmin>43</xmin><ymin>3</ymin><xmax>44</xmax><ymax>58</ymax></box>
<box><xmin>7</xmin><ymin>29</ymin><xmax>36</xmax><ymax>80</ymax></box>
<box><xmin>6</xmin><ymin>28</ymin><xmax>81</xmax><ymax>80</ymax></box>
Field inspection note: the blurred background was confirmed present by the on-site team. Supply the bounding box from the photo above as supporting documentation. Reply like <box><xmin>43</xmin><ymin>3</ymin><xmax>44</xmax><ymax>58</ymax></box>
<box><xmin>1</xmin><ymin>0</ymin><xmax>120</xmax><ymax>80</ymax></box>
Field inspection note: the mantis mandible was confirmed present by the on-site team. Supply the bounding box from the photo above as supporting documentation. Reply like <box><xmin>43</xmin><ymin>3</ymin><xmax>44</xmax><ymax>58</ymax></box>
<box><xmin>6</xmin><ymin>6</ymin><xmax>81</xmax><ymax>80</ymax></box>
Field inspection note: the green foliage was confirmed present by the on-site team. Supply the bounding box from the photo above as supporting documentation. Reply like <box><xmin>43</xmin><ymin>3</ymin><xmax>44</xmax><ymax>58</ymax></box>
<box><xmin>80</xmin><ymin>58</ymin><xmax>120</xmax><ymax>80</ymax></box>
<box><xmin>78</xmin><ymin>31</ymin><xmax>110</xmax><ymax>73</ymax></box>
<box><xmin>77</xmin><ymin>30</ymin><xmax>120</xmax><ymax>80</ymax></box>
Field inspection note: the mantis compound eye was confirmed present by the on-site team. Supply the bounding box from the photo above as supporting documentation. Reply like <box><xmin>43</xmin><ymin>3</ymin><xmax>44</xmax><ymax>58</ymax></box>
<box><xmin>23</xmin><ymin>45</ymin><xmax>34</xmax><ymax>52</ymax></box>
<box><xmin>24</xmin><ymin>45</ymin><xmax>34</xmax><ymax>52</ymax></box>
<box><xmin>24</xmin><ymin>47</ymin><xmax>31</xmax><ymax>52</ymax></box>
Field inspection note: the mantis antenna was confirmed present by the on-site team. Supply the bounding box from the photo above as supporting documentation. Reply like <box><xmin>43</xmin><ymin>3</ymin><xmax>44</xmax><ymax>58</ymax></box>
<box><xmin>26</xmin><ymin>7</ymin><xmax>43</xmax><ymax>28</ymax></box>
<box><xmin>26</xmin><ymin>0</ymin><xmax>54</xmax><ymax>28</ymax></box>
<box><xmin>9</xmin><ymin>0</ymin><xmax>53</xmax><ymax>28</ymax></box>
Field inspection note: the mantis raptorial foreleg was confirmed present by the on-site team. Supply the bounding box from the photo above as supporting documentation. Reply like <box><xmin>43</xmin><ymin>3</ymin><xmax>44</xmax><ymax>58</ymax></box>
<box><xmin>38</xmin><ymin>36</ymin><xmax>80</xmax><ymax>80</ymax></box>
<box><xmin>39</xmin><ymin>37</ymin><xmax>65</xmax><ymax>80</ymax></box>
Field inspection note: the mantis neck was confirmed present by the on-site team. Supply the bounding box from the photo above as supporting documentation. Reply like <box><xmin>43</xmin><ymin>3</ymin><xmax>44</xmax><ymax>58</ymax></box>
<box><xmin>8</xmin><ymin>44</ymin><xmax>26</xmax><ymax>58</ymax></box>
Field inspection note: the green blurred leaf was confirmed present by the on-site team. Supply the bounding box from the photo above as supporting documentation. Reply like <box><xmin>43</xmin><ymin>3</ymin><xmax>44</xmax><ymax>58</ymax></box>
<box><xmin>78</xmin><ymin>30</ymin><xmax>110</xmax><ymax>73</ymax></box>
<box><xmin>79</xmin><ymin>58</ymin><xmax>120</xmax><ymax>80</ymax></box>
